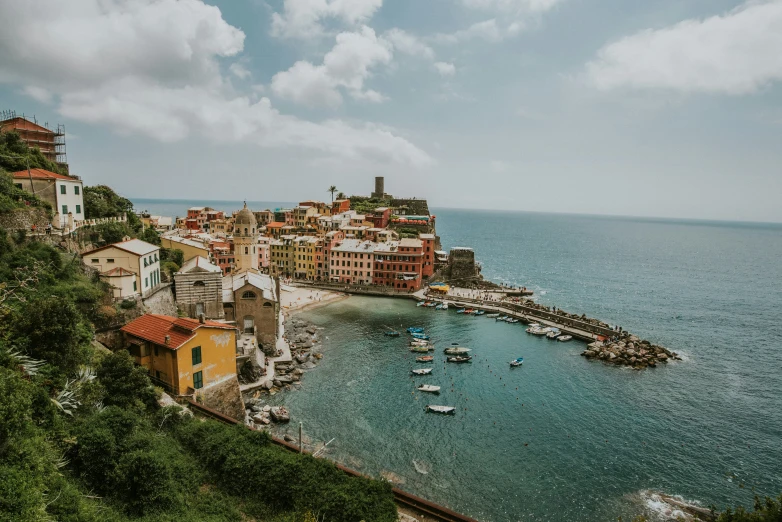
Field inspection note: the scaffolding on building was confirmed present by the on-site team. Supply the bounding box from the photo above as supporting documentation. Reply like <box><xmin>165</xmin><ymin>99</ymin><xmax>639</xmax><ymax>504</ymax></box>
<box><xmin>0</xmin><ymin>109</ymin><xmax>68</xmax><ymax>170</ymax></box>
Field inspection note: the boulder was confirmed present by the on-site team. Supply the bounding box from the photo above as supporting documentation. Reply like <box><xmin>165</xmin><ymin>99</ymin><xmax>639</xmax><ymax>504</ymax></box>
<box><xmin>306</xmin><ymin>326</ymin><xmax>317</xmax><ymax>334</ymax></box>
<box><xmin>273</xmin><ymin>379</ymin><xmax>282</xmax><ymax>388</ymax></box>
<box><xmin>293</xmin><ymin>368</ymin><xmax>304</xmax><ymax>376</ymax></box>
<box><xmin>302</xmin><ymin>361</ymin><xmax>317</xmax><ymax>369</ymax></box>
<box><xmin>262</xmin><ymin>380</ymin><xmax>273</xmax><ymax>390</ymax></box>
<box><xmin>251</xmin><ymin>404</ymin><xmax>264</xmax><ymax>413</ymax></box>
<box><xmin>263</xmin><ymin>405</ymin><xmax>271</xmax><ymax>412</ymax></box>
<box><xmin>609</xmin><ymin>352</ymin><xmax>617</xmax><ymax>360</ymax></box>
<box><xmin>296</xmin><ymin>353</ymin><xmax>310</xmax><ymax>364</ymax></box>
<box><xmin>276</xmin><ymin>375</ymin><xmax>294</xmax><ymax>385</ymax></box>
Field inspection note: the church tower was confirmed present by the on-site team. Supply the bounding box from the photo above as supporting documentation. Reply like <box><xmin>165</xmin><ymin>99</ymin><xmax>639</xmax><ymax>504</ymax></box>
<box><xmin>233</xmin><ymin>202</ymin><xmax>257</xmax><ymax>273</ymax></box>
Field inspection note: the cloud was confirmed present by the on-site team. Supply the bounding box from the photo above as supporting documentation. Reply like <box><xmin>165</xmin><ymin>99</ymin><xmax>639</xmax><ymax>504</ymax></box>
<box><xmin>461</xmin><ymin>0</ymin><xmax>562</xmax><ymax>13</ymax></box>
<box><xmin>383</xmin><ymin>28</ymin><xmax>435</xmax><ymax>60</ymax></box>
<box><xmin>435</xmin><ymin>19</ymin><xmax>504</xmax><ymax>44</ymax></box>
<box><xmin>22</xmin><ymin>86</ymin><xmax>53</xmax><ymax>103</ymax></box>
<box><xmin>271</xmin><ymin>0</ymin><xmax>383</xmax><ymax>39</ymax></box>
<box><xmin>271</xmin><ymin>26</ymin><xmax>393</xmax><ymax>107</ymax></box>
<box><xmin>0</xmin><ymin>0</ymin><xmax>430</xmax><ymax>167</ymax></box>
<box><xmin>433</xmin><ymin>62</ymin><xmax>456</xmax><ymax>76</ymax></box>
<box><xmin>229</xmin><ymin>62</ymin><xmax>251</xmax><ymax>80</ymax></box>
<box><xmin>585</xmin><ymin>1</ymin><xmax>782</xmax><ymax>95</ymax></box>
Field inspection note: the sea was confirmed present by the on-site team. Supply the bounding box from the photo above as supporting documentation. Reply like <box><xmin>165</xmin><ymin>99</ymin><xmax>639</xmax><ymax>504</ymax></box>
<box><xmin>133</xmin><ymin>198</ymin><xmax>782</xmax><ymax>521</ymax></box>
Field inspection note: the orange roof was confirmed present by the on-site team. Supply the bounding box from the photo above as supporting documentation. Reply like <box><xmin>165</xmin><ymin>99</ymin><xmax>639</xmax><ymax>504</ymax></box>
<box><xmin>121</xmin><ymin>314</ymin><xmax>234</xmax><ymax>349</ymax></box>
<box><xmin>266</xmin><ymin>222</ymin><xmax>285</xmax><ymax>228</ymax></box>
<box><xmin>11</xmin><ymin>168</ymin><xmax>76</xmax><ymax>181</ymax></box>
<box><xmin>1</xmin><ymin>117</ymin><xmax>55</xmax><ymax>134</ymax></box>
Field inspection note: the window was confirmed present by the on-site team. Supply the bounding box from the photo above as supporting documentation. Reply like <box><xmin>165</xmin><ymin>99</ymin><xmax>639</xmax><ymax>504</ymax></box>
<box><xmin>62</xmin><ymin>204</ymin><xmax>68</xmax><ymax>215</ymax></box>
<box><xmin>241</xmin><ymin>291</ymin><xmax>257</xmax><ymax>299</ymax></box>
<box><xmin>91</xmin><ymin>258</ymin><xmax>99</xmax><ymax>263</ymax></box>
<box><xmin>192</xmin><ymin>346</ymin><xmax>202</xmax><ymax>366</ymax></box>
<box><xmin>133</xmin><ymin>281</ymin><xmax>137</xmax><ymax>291</ymax></box>
<box><xmin>154</xmin><ymin>346</ymin><xmax>159</xmax><ymax>356</ymax></box>
<box><xmin>74</xmin><ymin>185</ymin><xmax>80</xmax><ymax>195</ymax></box>
<box><xmin>107</xmin><ymin>258</ymin><xmax>114</xmax><ymax>263</ymax></box>
<box><xmin>193</xmin><ymin>280</ymin><xmax>205</xmax><ymax>287</ymax></box>
<box><xmin>196</xmin><ymin>303</ymin><xmax>204</xmax><ymax>316</ymax></box>
<box><xmin>60</xmin><ymin>185</ymin><xmax>66</xmax><ymax>194</ymax></box>
<box><xmin>75</xmin><ymin>204</ymin><xmax>81</xmax><ymax>214</ymax></box>
<box><xmin>193</xmin><ymin>371</ymin><xmax>203</xmax><ymax>389</ymax></box>
<box><xmin>145</xmin><ymin>277</ymin><xmax>149</xmax><ymax>288</ymax></box>
<box><xmin>15</xmin><ymin>183</ymin><xmax>22</xmax><ymax>190</ymax></box>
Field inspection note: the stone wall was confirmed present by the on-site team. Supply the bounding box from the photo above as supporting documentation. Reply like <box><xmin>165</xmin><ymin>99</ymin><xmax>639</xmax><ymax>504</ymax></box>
<box><xmin>174</xmin><ymin>270</ymin><xmax>224</xmax><ymax>319</ymax></box>
<box><xmin>197</xmin><ymin>375</ymin><xmax>244</xmax><ymax>421</ymax></box>
<box><xmin>447</xmin><ymin>248</ymin><xmax>479</xmax><ymax>283</ymax></box>
<box><xmin>0</xmin><ymin>207</ymin><xmax>51</xmax><ymax>231</ymax></box>
<box><xmin>142</xmin><ymin>284</ymin><xmax>177</xmax><ymax>315</ymax></box>
<box><xmin>390</xmin><ymin>198</ymin><xmax>430</xmax><ymax>216</ymax></box>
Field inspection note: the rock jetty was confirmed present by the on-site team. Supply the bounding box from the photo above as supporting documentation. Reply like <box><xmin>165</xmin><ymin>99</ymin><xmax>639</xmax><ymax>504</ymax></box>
<box><xmin>581</xmin><ymin>335</ymin><xmax>681</xmax><ymax>369</ymax></box>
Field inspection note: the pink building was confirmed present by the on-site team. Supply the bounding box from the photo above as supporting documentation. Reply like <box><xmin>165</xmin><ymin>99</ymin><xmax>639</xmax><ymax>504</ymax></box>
<box><xmin>327</xmin><ymin>239</ymin><xmax>376</xmax><ymax>284</ymax></box>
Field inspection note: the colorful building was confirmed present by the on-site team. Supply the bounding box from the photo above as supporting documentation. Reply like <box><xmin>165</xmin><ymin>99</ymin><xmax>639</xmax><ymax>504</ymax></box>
<box><xmin>83</xmin><ymin>239</ymin><xmax>161</xmax><ymax>296</ymax></box>
<box><xmin>327</xmin><ymin>239</ymin><xmax>376</xmax><ymax>284</ymax></box>
<box><xmin>11</xmin><ymin>168</ymin><xmax>84</xmax><ymax>227</ymax></box>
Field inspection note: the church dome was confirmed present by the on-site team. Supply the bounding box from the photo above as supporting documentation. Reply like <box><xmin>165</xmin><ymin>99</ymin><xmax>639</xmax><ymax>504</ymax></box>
<box><xmin>235</xmin><ymin>202</ymin><xmax>256</xmax><ymax>227</ymax></box>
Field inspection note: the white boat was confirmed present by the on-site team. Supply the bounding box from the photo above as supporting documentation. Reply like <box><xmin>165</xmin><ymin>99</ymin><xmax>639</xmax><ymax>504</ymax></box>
<box><xmin>417</xmin><ymin>384</ymin><xmax>441</xmax><ymax>393</ymax></box>
<box><xmin>412</xmin><ymin>368</ymin><xmax>433</xmax><ymax>375</ymax></box>
<box><xmin>510</xmin><ymin>357</ymin><xmax>524</xmax><ymax>367</ymax></box>
<box><xmin>557</xmin><ymin>335</ymin><xmax>573</xmax><ymax>342</ymax></box>
<box><xmin>410</xmin><ymin>339</ymin><xmax>430</xmax><ymax>346</ymax></box>
<box><xmin>546</xmin><ymin>329</ymin><xmax>561</xmax><ymax>339</ymax></box>
<box><xmin>486</xmin><ymin>313</ymin><xmax>500</xmax><ymax>318</ymax></box>
<box><xmin>528</xmin><ymin>326</ymin><xmax>551</xmax><ymax>335</ymax></box>
<box><xmin>441</xmin><ymin>303</ymin><xmax>449</xmax><ymax>310</ymax></box>
<box><xmin>444</xmin><ymin>347</ymin><xmax>471</xmax><ymax>355</ymax></box>
<box><xmin>527</xmin><ymin>323</ymin><xmax>541</xmax><ymax>328</ymax></box>
<box><xmin>506</xmin><ymin>318</ymin><xmax>520</xmax><ymax>324</ymax></box>
<box><xmin>426</xmin><ymin>405</ymin><xmax>456</xmax><ymax>415</ymax></box>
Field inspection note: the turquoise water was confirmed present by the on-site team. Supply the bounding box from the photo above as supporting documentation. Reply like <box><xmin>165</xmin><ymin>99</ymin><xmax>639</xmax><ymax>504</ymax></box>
<box><xmin>270</xmin><ymin>211</ymin><xmax>782</xmax><ymax>521</ymax></box>
<box><xmin>133</xmin><ymin>198</ymin><xmax>782</xmax><ymax>520</ymax></box>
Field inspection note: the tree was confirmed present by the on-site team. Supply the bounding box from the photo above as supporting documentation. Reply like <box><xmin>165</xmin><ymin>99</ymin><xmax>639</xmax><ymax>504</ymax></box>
<box><xmin>93</xmin><ymin>221</ymin><xmax>133</xmax><ymax>245</ymax></box>
<box><xmin>328</xmin><ymin>185</ymin><xmax>337</xmax><ymax>203</ymax></box>
<box><xmin>139</xmin><ymin>226</ymin><xmax>160</xmax><ymax>246</ymax></box>
<box><xmin>11</xmin><ymin>297</ymin><xmax>91</xmax><ymax>374</ymax></box>
<box><xmin>96</xmin><ymin>350</ymin><xmax>157</xmax><ymax>410</ymax></box>
<box><xmin>83</xmin><ymin>185</ymin><xmax>140</xmax><ymax>230</ymax></box>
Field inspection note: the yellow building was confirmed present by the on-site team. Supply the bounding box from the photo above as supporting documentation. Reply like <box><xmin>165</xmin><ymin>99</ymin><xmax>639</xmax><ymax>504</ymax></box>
<box><xmin>121</xmin><ymin>314</ymin><xmax>237</xmax><ymax>396</ymax></box>
<box><xmin>160</xmin><ymin>235</ymin><xmax>210</xmax><ymax>262</ymax></box>
<box><xmin>270</xmin><ymin>235</ymin><xmax>296</xmax><ymax>278</ymax></box>
<box><xmin>293</xmin><ymin>236</ymin><xmax>322</xmax><ymax>280</ymax></box>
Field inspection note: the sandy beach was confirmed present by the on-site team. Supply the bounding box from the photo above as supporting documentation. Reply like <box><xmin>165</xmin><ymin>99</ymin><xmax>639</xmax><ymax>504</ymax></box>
<box><xmin>280</xmin><ymin>285</ymin><xmax>349</xmax><ymax>317</ymax></box>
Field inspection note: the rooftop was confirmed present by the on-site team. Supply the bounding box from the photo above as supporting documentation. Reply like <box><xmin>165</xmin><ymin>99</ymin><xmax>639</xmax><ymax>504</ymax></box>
<box><xmin>178</xmin><ymin>256</ymin><xmax>221</xmax><ymax>274</ymax></box>
<box><xmin>83</xmin><ymin>238</ymin><xmax>159</xmax><ymax>257</ymax></box>
<box><xmin>121</xmin><ymin>314</ymin><xmax>233</xmax><ymax>350</ymax></box>
<box><xmin>331</xmin><ymin>239</ymin><xmax>376</xmax><ymax>253</ymax></box>
<box><xmin>222</xmin><ymin>270</ymin><xmax>276</xmax><ymax>303</ymax></box>
<box><xmin>101</xmin><ymin>267</ymin><xmax>135</xmax><ymax>277</ymax></box>
<box><xmin>11</xmin><ymin>168</ymin><xmax>77</xmax><ymax>181</ymax></box>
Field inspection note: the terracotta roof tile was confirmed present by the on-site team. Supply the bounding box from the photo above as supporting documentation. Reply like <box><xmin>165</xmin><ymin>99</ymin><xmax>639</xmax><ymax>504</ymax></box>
<box><xmin>11</xmin><ymin>168</ymin><xmax>77</xmax><ymax>181</ymax></box>
<box><xmin>121</xmin><ymin>314</ymin><xmax>233</xmax><ymax>350</ymax></box>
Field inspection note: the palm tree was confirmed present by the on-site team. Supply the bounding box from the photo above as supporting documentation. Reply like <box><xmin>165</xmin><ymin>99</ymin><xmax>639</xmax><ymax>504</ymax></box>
<box><xmin>328</xmin><ymin>185</ymin><xmax>337</xmax><ymax>203</ymax></box>
<box><xmin>336</xmin><ymin>192</ymin><xmax>346</xmax><ymax>200</ymax></box>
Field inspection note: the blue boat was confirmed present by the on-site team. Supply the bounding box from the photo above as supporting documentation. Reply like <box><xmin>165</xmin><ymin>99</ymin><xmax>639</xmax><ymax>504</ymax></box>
<box><xmin>456</xmin><ymin>309</ymin><xmax>466</xmax><ymax>314</ymax></box>
<box><xmin>407</xmin><ymin>327</ymin><xmax>425</xmax><ymax>333</ymax></box>
<box><xmin>435</xmin><ymin>304</ymin><xmax>444</xmax><ymax>310</ymax></box>
<box><xmin>384</xmin><ymin>331</ymin><xmax>400</xmax><ymax>337</ymax></box>
<box><xmin>411</xmin><ymin>333</ymin><xmax>430</xmax><ymax>340</ymax></box>
<box><xmin>510</xmin><ymin>357</ymin><xmax>524</xmax><ymax>368</ymax></box>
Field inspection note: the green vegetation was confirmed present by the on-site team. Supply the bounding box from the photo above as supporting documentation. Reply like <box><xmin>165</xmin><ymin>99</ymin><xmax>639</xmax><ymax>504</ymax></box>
<box><xmin>348</xmin><ymin>195</ymin><xmax>388</xmax><ymax>215</ymax></box>
<box><xmin>0</xmin><ymin>131</ymin><xmax>61</xmax><ymax>214</ymax></box>
<box><xmin>328</xmin><ymin>185</ymin><xmax>337</xmax><ymax>204</ymax></box>
<box><xmin>0</xmin><ymin>223</ymin><xmax>399</xmax><ymax>521</ymax></box>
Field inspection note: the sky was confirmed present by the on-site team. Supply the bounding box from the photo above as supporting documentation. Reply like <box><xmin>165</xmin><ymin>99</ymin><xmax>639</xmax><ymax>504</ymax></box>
<box><xmin>1</xmin><ymin>0</ymin><xmax>781</xmax><ymax>223</ymax></box>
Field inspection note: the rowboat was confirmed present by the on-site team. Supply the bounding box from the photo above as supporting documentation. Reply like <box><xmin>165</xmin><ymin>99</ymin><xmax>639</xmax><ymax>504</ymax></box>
<box><xmin>410</xmin><ymin>346</ymin><xmax>430</xmax><ymax>353</ymax></box>
<box><xmin>417</xmin><ymin>384</ymin><xmax>440</xmax><ymax>393</ymax></box>
<box><xmin>446</xmin><ymin>356</ymin><xmax>472</xmax><ymax>363</ymax></box>
<box><xmin>384</xmin><ymin>331</ymin><xmax>400</xmax><ymax>337</ymax></box>
<box><xmin>474</xmin><ymin>310</ymin><xmax>485</xmax><ymax>316</ymax></box>
<box><xmin>456</xmin><ymin>309</ymin><xmax>466</xmax><ymax>314</ymax></box>
<box><xmin>426</xmin><ymin>405</ymin><xmax>455</xmax><ymax>415</ymax></box>
<box><xmin>407</xmin><ymin>327</ymin><xmax>424</xmax><ymax>333</ymax></box>
<box><xmin>464</xmin><ymin>309</ymin><xmax>474</xmax><ymax>314</ymax></box>
<box><xmin>486</xmin><ymin>313</ymin><xmax>500</xmax><ymax>318</ymax></box>
<box><xmin>557</xmin><ymin>335</ymin><xmax>573</xmax><ymax>342</ymax></box>
<box><xmin>444</xmin><ymin>347</ymin><xmax>471</xmax><ymax>355</ymax></box>
<box><xmin>416</xmin><ymin>356</ymin><xmax>434</xmax><ymax>362</ymax></box>
<box><xmin>411</xmin><ymin>333</ymin><xmax>430</xmax><ymax>340</ymax></box>
<box><xmin>416</xmin><ymin>301</ymin><xmax>426</xmax><ymax>307</ymax></box>
<box><xmin>496</xmin><ymin>316</ymin><xmax>508</xmax><ymax>321</ymax></box>
<box><xmin>506</xmin><ymin>318</ymin><xmax>520</xmax><ymax>324</ymax></box>
<box><xmin>510</xmin><ymin>357</ymin><xmax>524</xmax><ymax>367</ymax></box>
<box><xmin>410</xmin><ymin>339</ymin><xmax>429</xmax><ymax>346</ymax></box>
<box><xmin>441</xmin><ymin>303</ymin><xmax>449</xmax><ymax>310</ymax></box>
<box><xmin>412</xmin><ymin>368</ymin><xmax>433</xmax><ymax>376</ymax></box>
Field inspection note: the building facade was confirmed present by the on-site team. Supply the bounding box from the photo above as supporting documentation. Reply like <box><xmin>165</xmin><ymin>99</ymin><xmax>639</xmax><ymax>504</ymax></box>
<box><xmin>174</xmin><ymin>256</ymin><xmax>224</xmax><ymax>319</ymax></box>
<box><xmin>222</xmin><ymin>271</ymin><xmax>278</xmax><ymax>350</ymax></box>
<box><xmin>11</xmin><ymin>168</ymin><xmax>84</xmax><ymax>227</ymax></box>
<box><xmin>84</xmin><ymin>239</ymin><xmax>161</xmax><ymax>296</ymax></box>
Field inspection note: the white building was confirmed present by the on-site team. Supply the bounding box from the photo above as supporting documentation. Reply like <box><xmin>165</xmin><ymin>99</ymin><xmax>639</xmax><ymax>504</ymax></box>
<box><xmin>82</xmin><ymin>239</ymin><xmax>162</xmax><ymax>296</ymax></box>
<box><xmin>11</xmin><ymin>168</ymin><xmax>84</xmax><ymax>227</ymax></box>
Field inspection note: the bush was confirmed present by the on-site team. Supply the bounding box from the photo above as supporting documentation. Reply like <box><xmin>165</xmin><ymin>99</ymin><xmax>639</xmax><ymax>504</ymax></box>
<box><xmin>120</xmin><ymin>298</ymin><xmax>137</xmax><ymax>310</ymax></box>
<box><xmin>96</xmin><ymin>351</ymin><xmax>158</xmax><ymax>411</ymax></box>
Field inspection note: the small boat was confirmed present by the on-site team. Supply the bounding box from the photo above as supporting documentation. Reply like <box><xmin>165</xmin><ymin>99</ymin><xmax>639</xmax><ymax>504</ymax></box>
<box><xmin>486</xmin><ymin>313</ymin><xmax>500</xmax><ymax>318</ymax></box>
<box><xmin>456</xmin><ymin>308</ymin><xmax>466</xmax><ymax>314</ymax></box>
<box><xmin>557</xmin><ymin>335</ymin><xmax>573</xmax><ymax>342</ymax></box>
<box><xmin>546</xmin><ymin>329</ymin><xmax>561</xmax><ymax>339</ymax></box>
<box><xmin>435</xmin><ymin>304</ymin><xmax>443</xmax><ymax>310</ymax></box>
<box><xmin>411</xmin><ymin>333</ymin><xmax>430</xmax><ymax>340</ymax></box>
<box><xmin>410</xmin><ymin>339</ymin><xmax>430</xmax><ymax>346</ymax></box>
<box><xmin>527</xmin><ymin>323</ymin><xmax>541</xmax><ymax>328</ymax></box>
<box><xmin>474</xmin><ymin>310</ymin><xmax>485</xmax><ymax>316</ymax></box>
<box><xmin>416</xmin><ymin>356</ymin><xmax>434</xmax><ymax>362</ymax></box>
<box><xmin>412</xmin><ymin>368</ymin><xmax>433</xmax><ymax>376</ymax></box>
<box><xmin>496</xmin><ymin>316</ymin><xmax>508</xmax><ymax>321</ymax></box>
<box><xmin>441</xmin><ymin>303</ymin><xmax>449</xmax><ymax>310</ymax></box>
<box><xmin>418</xmin><ymin>384</ymin><xmax>440</xmax><ymax>393</ymax></box>
<box><xmin>416</xmin><ymin>301</ymin><xmax>426</xmax><ymax>307</ymax></box>
<box><xmin>407</xmin><ymin>327</ymin><xmax>424</xmax><ymax>333</ymax></box>
<box><xmin>426</xmin><ymin>302</ymin><xmax>438</xmax><ymax>308</ymax></box>
<box><xmin>464</xmin><ymin>309</ymin><xmax>474</xmax><ymax>314</ymax></box>
<box><xmin>384</xmin><ymin>331</ymin><xmax>400</xmax><ymax>337</ymax></box>
<box><xmin>446</xmin><ymin>356</ymin><xmax>472</xmax><ymax>363</ymax></box>
<box><xmin>426</xmin><ymin>405</ymin><xmax>455</xmax><ymax>415</ymax></box>
<box><xmin>444</xmin><ymin>347</ymin><xmax>471</xmax><ymax>355</ymax></box>
<box><xmin>510</xmin><ymin>357</ymin><xmax>524</xmax><ymax>367</ymax></box>
<box><xmin>506</xmin><ymin>318</ymin><xmax>520</xmax><ymax>324</ymax></box>
<box><xmin>410</xmin><ymin>346</ymin><xmax>430</xmax><ymax>353</ymax></box>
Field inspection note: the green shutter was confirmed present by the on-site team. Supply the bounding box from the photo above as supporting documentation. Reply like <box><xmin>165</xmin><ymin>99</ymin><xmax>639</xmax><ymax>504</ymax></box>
<box><xmin>192</xmin><ymin>346</ymin><xmax>202</xmax><ymax>365</ymax></box>
<box><xmin>193</xmin><ymin>371</ymin><xmax>203</xmax><ymax>390</ymax></box>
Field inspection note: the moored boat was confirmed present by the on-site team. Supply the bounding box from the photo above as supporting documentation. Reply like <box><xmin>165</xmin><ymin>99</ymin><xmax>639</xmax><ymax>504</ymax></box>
<box><xmin>446</xmin><ymin>356</ymin><xmax>472</xmax><ymax>363</ymax></box>
<box><xmin>411</xmin><ymin>333</ymin><xmax>430</xmax><ymax>340</ymax></box>
<box><xmin>416</xmin><ymin>356</ymin><xmax>434</xmax><ymax>362</ymax></box>
<box><xmin>510</xmin><ymin>357</ymin><xmax>524</xmax><ymax>367</ymax></box>
<box><xmin>435</xmin><ymin>304</ymin><xmax>444</xmax><ymax>310</ymax></box>
<box><xmin>416</xmin><ymin>301</ymin><xmax>426</xmax><ymax>307</ymax></box>
<box><xmin>444</xmin><ymin>347</ymin><xmax>471</xmax><ymax>355</ymax></box>
<box><xmin>486</xmin><ymin>313</ymin><xmax>500</xmax><ymax>318</ymax></box>
<box><xmin>407</xmin><ymin>327</ymin><xmax>424</xmax><ymax>333</ymax></box>
<box><xmin>474</xmin><ymin>310</ymin><xmax>485</xmax><ymax>316</ymax></box>
<box><xmin>441</xmin><ymin>303</ymin><xmax>449</xmax><ymax>310</ymax></box>
<box><xmin>456</xmin><ymin>308</ymin><xmax>466</xmax><ymax>314</ymax></box>
<box><xmin>412</xmin><ymin>368</ymin><xmax>433</xmax><ymax>376</ymax></box>
<box><xmin>546</xmin><ymin>329</ymin><xmax>561</xmax><ymax>339</ymax></box>
<box><xmin>426</xmin><ymin>405</ymin><xmax>455</xmax><ymax>415</ymax></box>
<box><xmin>506</xmin><ymin>318</ymin><xmax>520</xmax><ymax>323</ymax></box>
<box><xmin>496</xmin><ymin>315</ymin><xmax>508</xmax><ymax>321</ymax></box>
<box><xmin>557</xmin><ymin>335</ymin><xmax>573</xmax><ymax>342</ymax></box>
<box><xmin>384</xmin><ymin>331</ymin><xmax>400</xmax><ymax>337</ymax></box>
<box><xmin>410</xmin><ymin>339</ymin><xmax>429</xmax><ymax>346</ymax></box>
<box><xmin>418</xmin><ymin>384</ymin><xmax>440</xmax><ymax>393</ymax></box>
<box><xmin>410</xmin><ymin>346</ymin><xmax>430</xmax><ymax>353</ymax></box>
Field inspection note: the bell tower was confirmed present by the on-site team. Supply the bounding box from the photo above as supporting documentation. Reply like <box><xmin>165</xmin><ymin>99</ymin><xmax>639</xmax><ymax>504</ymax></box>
<box><xmin>233</xmin><ymin>202</ymin><xmax>257</xmax><ymax>273</ymax></box>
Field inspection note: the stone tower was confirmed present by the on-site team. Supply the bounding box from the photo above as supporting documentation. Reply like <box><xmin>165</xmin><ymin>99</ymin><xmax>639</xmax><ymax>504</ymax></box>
<box><xmin>233</xmin><ymin>202</ymin><xmax>257</xmax><ymax>273</ymax></box>
<box><xmin>371</xmin><ymin>176</ymin><xmax>385</xmax><ymax>198</ymax></box>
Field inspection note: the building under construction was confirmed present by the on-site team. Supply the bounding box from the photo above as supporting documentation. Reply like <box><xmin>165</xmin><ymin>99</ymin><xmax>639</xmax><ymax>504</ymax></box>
<box><xmin>0</xmin><ymin>110</ymin><xmax>68</xmax><ymax>171</ymax></box>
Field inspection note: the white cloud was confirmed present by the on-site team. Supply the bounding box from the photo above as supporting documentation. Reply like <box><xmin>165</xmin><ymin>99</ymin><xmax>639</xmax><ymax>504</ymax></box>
<box><xmin>433</xmin><ymin>62</ymin><xmax>456</xmax><ymax>76</ymax></box>
<box><xmin>271</xmin><ymin>0</ymin><xmax>383</xmax><ymax>39</ymax></box>
<box><xmin>586</xmin><ymin>1</ymin><xmax>782</xmax><ymax>95</ymax></box>
<box><xmin>435</xmin><ymin>19</ymin><xmax>503</xmax><ymax>44</ymax></box>
<box><xmin>271</xmin><ymin>26</ymin><xmax>393</xmax><ymax>107</ymax></box>
<box><xmin>383</xmin><ymin>28</ymin><xmax>435</xmax><ymax>60</ymax></box>
<box><xmin>0</xmin><ymin>0</ymin><xmax>430</xmax><ymax>167</ymax></box>
<box><xmin>461</xmin><ymin>0</ymin><xmax>562</xmax><ymax>13</ymax></box>
<box><xmin>229</xmin><ymin>62</ymin><xmax>251</xmax><ymax>80</ymax></box>
<box><xmin>22</xmin><ymin>86</ymin><xmax>53</xmax><ymax>103</ymax></box>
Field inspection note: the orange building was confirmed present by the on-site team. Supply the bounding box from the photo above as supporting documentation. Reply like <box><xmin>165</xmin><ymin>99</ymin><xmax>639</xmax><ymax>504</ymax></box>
<box><xmin>121</xmin><ymin>314</ymin><xmax>237</xmax><ymax>396</ymax></box>
<box><xmin>0</xmin><ymin>113</ymin><xmax>67</xmax><ymax>168</ymax></box>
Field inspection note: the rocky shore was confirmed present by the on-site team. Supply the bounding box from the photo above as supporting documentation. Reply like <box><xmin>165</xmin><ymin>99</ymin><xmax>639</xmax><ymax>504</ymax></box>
<box><xmin>242</xmin><ymin>316</ymin><xmax>324</xmax><ymax>428</ymax></box>
<box><xmin>581</xmin><ymin>335</ymin><xmax>682</xmax><ymax>369</ymax></box>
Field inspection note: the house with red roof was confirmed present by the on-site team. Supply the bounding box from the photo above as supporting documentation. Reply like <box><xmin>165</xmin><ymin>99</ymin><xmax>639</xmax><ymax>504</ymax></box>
<box><xmin>10</xmin><ymin>168</ymin><xmax>84</xmax><ymax>226</ymax></box>
<box><xmin>121</xmin><ymin>314</ymin><xmax>243</xmax><ymax>418</ymax></box>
